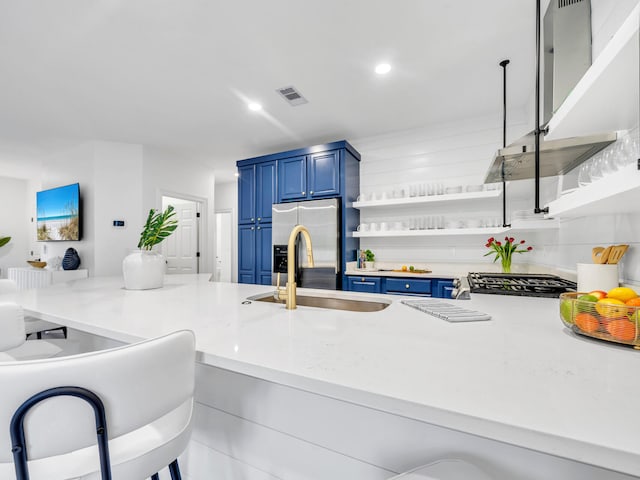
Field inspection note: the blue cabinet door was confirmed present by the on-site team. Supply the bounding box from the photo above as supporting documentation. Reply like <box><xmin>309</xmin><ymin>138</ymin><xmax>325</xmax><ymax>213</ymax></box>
<box><xmin>347</xmin><ymin>276</ymin><xmax>382</xmax><ymax>293</ymax></box>
<box><xmin>238</xmin><ymin>165</ymin><xmax>256</xmax><ymax>225</ymax></box>
<box><xmin>434</xmin><ymin>279</ymin><xmax>454</xmax><ymax>298</ymax></box>
<box><xmin>385</xmin><ymin>278</ymin><xmax>432</xmax><ymax>295</ymax></box>
<box><xmin>256</xmin><ymin>161</ymin><xmax>276</xmax><ymax>223</ymax></box>
<box><xmin>308</xmin><ymin>150</ymin><xmax>340</xmax><ymax>198</ymax></box>
<box><xmin>256</xmin><ymin>224</ymin><xmax>272</xmax><ymax>285</ymax></box>
<box><xmin>238</xmin><ymin>225</ymin><xmax>256</xmax><ymax>284</ymax></box>
<box><xmin>278</xmin><ymin>156</ymin><xmax>307</xmax><ymax>201</ymax></box>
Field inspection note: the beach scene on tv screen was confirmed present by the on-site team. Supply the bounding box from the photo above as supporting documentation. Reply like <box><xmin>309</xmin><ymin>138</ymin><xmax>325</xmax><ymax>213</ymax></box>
<box><xmin>37</xmin><ymin>184</ymin><xmax>80</xmax><ymax>241</ymax></box>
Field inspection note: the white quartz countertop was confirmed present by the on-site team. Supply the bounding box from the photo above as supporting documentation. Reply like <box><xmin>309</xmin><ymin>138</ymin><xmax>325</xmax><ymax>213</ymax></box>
<box><xmin>15</xmin><ymin>275</ymin><xmax>640</xmax><ymax>476</ymax></box>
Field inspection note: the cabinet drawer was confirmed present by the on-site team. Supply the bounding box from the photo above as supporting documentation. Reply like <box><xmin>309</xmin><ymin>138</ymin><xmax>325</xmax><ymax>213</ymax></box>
<box><xmin>385</xmin><ymin>278</ymin><xmax>431</xmax><ymax>295</ymax></box>
<box><xmin>347</xmin><ymin>276</ymin><xmax>382</xmax><ymax>294</ymax></box>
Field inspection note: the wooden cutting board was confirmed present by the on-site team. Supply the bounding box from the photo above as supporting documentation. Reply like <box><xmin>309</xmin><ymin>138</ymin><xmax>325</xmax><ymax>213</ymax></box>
<box><xmin>391</xmin><ymin>269</ymin><xmax>432</xmax><ymax>274</ymax></box>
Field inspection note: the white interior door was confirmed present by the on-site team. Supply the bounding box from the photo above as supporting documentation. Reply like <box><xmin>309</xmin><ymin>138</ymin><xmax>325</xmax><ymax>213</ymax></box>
<box><xmin>162</xmin><ymin>196</ymin><xmax>199</xmax><ymax>274</ymax></box>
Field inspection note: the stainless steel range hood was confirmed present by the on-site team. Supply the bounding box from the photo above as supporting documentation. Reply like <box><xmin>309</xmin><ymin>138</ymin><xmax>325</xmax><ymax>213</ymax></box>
<box><xmin>484</xmin><ymin>130</ymin><xmax>616</xmax><ymax>182</ymax></box>
<box><xmin>485</xmin><ymin>0</ymin><xmax>617</xmax><ymax>184</ymax></box>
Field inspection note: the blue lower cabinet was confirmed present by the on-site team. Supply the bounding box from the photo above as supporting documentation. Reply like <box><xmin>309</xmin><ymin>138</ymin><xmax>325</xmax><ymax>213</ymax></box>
<box><xmin>347</xmin><ymin>276</ymin><xmax>382</xmax><ymax>293</ymax></box>
<box><xmin>385</xmin><ymin>278</ymin><xmax>431</xmax><ymax>295</ymax></box>
<box><xmin>434</xmin><ymin>279</ymin><xmax>455</xmax><ymax>299</ymax></box>
<box><xmin>256</xmin><ymin>225</ymin><xmax>272</xmax><ymax>285</ymax></box>
<box><xmin>238</xmin><ymin>224</ymin><xmax>272</xmax><ymax>285</ymax></box>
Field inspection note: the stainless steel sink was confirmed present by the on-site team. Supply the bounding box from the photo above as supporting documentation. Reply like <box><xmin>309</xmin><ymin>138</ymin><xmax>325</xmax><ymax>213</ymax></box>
<box><xmin>247</xmin><ymin>292</ymin><xmax>390</xmax><ymax>312</ymax></box>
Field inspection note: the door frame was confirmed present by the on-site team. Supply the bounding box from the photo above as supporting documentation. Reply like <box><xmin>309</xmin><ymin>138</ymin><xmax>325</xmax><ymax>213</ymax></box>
<box><xmin>158</xmin><ymin>189</ymin><xmax>207</xmax><ymax>275</ymax></box>
<box><xmin>215</xmin><ymin>208</ymin><xmax>235</xmax><ymax>283</ymax></box>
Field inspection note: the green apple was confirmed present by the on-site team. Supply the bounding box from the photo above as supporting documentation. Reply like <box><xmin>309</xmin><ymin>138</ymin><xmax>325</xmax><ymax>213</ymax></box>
<box><xmin>576</xmin><ymin>294</ymin><xmax>599</xmax><ymax>314</ymax></box>
<box><xmin>560</xmin><ymin>300</ymin><xmax>574</xmax><ymax>324</ymax></box>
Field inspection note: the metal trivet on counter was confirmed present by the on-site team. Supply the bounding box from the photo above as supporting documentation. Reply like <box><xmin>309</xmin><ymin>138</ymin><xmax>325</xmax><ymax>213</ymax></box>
<box><xmin>467</xmin><ymin>272</ymin><xmax>577</xmax><ymax>298</ymax></box>
<box><xmin>401</xmin><ymin>299</ymin><xmax>491</xmax><ymax>322</ymax></box>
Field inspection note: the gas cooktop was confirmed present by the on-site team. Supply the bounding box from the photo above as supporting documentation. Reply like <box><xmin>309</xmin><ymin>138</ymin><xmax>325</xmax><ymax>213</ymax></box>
<box><xmin>467</xmin><ymin>272</ymin><xmax>577</xmax><ymax>298</ymax></box>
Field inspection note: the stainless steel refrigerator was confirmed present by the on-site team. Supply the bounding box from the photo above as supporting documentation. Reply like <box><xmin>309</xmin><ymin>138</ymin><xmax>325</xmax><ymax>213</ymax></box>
<box><xmin>271</xmin><ymin>198</ymin><xmax>341</xmax><ymax>290</ymax></box>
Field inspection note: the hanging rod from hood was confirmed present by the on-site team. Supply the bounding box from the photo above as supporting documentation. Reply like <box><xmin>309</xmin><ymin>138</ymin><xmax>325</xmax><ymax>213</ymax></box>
<box><xmin>499</xmin><ymin>59</ymin><xmax>511</xmax><ymax>227</ymax></box>
<box><xmin>534</xmin><ymin>0</ymin><xmax>548</xmax><ymax>214</ymax></box>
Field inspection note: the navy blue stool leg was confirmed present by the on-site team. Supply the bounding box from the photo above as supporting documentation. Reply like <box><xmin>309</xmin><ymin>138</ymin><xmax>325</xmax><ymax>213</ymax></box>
<box><xmin>169</xmin><ymin>459</ymin><xmax>182</xmax><ymax>480</ymax></box>
<box><xmin>151</xmin><ymin>474</ymin><xmax>160</xmax><ymax>480</ymax></box>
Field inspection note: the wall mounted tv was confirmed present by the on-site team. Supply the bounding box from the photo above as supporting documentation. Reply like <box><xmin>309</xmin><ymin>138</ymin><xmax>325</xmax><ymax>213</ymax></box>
<box><xmin>36</xmin><ymin>183</ymin><xmax>81</xmax><ymax>241</ymax></box>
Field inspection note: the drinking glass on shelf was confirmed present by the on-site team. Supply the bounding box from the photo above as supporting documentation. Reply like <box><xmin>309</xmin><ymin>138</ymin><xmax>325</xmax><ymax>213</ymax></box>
<box><xmin>600</xmin><ymin>148</ymin><xmax>616</xmax><ymax>177</ymax></box>
<box><xmin>578</xmin><ymin>160</ymin><xmax>591</xmax><ymax>187</ymax></box>
<box><xmin>589</xmin><ymin>152</ymin><xmax>605</xmax><ymax>182</ymax></box>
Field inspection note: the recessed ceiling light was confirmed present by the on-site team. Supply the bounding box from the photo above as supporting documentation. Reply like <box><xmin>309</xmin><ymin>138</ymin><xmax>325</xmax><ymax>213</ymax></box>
<box><xmin>248</xmin><ymin>102</ymin><xmax>262</xmax><ymax>111</ymax></box>
<box><xmin>375</xmin><ymin>63</ymin><xmax>391</xmax><ymax>75</ymax></box>
<box><xmin>234</xmin><ymin>172</ymin><xmax>240</xmax><ymax>178</ymax></box>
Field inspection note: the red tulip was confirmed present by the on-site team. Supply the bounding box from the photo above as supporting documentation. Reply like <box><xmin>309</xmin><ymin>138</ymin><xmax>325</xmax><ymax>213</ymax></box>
<box><xmin>527</xmin><ymin>246</ymin><xmax>533</xmax><ymax>251</ymax></box>
<box><xmin>520</xmin><ymin>240</ymin><xmax>526</xmax><ymax>244</ymax></box>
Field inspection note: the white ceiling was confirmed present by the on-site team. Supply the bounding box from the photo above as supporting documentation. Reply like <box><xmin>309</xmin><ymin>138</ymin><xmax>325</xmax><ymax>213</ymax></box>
<box><xmin>0</xmin><ymin>0</ymin><xmax>543</xmax><ymax>182</ymax></box>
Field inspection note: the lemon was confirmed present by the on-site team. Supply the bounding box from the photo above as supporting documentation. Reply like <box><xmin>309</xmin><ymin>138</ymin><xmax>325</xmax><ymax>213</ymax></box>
<box><xmin>595</xmin><ymin>298</ymin><xmax>628</xmax><ymax>318</ymax></box>
<box><xmin>607</xmin><ymin>287</ymin><xmax>638</xmax><ymax>303</ymax></box>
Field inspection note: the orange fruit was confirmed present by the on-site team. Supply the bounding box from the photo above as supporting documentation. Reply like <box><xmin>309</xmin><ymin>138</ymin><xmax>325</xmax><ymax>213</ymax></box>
<box><xmin>574</xmin><ymin>313</ymin><xmax>600</xmax><ymax>333</ymax></box>
<box><xmin>401</xmin><ymin>265</ymin><xmax>408</xmax><ymax>271</ymax></box>
<box><xmin>606</xmin><ymin>319</ymin><xmax>637</xmax><ymax>341</ymax></box>
<box><xmin>626</xmin><ymin>298</ymin><xmax>640</xmax><ymax>307</ymax></box>
<box><xmin>607</xmin><ymin>287</ymin><xmax>638</xmax><ymax>303</ymax></box>
<box><xmin>595</xmin><ymin>298</ymin><xmax>628</xmax><ymax>318</ymax></box>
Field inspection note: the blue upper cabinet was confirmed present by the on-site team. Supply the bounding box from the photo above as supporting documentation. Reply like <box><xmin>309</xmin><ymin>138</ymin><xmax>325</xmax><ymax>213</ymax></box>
<box><xmin>278</xmin><ymin>150</ymin><xmax>339</xmax><ymax>202</ymax></box>
<box><xmin>278</xmin><ymin>156</ymin><xmax>307</xmax><ymax>201</ymax></box>
<box><xmin>308</xmin><ymin>150</ymin><xmax>340</xmax><ymax>198</ymax></box>
<box><xmin>238</xmin><ymin>161</ymin><xmax>276</xmax><ymax>225</ymax></box>
<box><xmin>238</xmin><ymin>165</ymin><xmax>256</xmax><ymax>225</ymax></box>
<box><xmin>256</xmin><ymin>161</ymin><xmax>277</xmax><ymax>223</ymax></box>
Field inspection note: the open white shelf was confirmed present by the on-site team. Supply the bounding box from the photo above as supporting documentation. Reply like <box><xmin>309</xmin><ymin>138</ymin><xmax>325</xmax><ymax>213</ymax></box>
<box><xmin>353</xmin><ymin>189</ymin><xmax>501</xmax><ymax>209</ymax></box>
<box><xmin>545</xmin><ymin>3</ymin><xmax>639</xmax><ymax>140</ymax></box>
<box><xmin>546</xmin><ymin>163</ymin><xmax>640</xmax><ymax>218</ymax></box>
<box><xmin>510</xmin><ymin>219</ymin><xmax>560</xmax><ymax>231</ymax></box>
<box><xmin>353</xmin><ymin>227</ymin><xmax>509</xmax><ymax>238</ymax></box>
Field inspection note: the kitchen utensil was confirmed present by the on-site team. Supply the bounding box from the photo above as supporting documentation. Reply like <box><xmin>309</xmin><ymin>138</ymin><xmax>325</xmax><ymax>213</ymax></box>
<box><xmin>607</xmin><ymin>244</ymin><xmax>629</xmax><ymax>264</ymax></box>
<box><xmin>591</xmin><ymin>246</ymin><xmax>612</xmax><ymax>264</ymax></box>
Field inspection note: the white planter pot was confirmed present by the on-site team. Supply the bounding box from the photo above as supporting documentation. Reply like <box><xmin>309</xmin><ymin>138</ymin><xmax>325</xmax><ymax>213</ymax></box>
<box><xmin>122</xmin><ymin>250</ymin><xmax>166</xmax><ymax>290</ymax></box>
<box><xmin>364</xmin><ymin>261</ymin><xmax>375</xmax><ymax>270</ymax></box>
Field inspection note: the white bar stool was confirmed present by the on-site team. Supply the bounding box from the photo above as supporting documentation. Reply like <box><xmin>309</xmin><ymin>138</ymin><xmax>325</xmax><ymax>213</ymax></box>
<box><xmin>0</xmin><ymin>279</ymin><xmax>66</xmax><ymax>339</ymax></box>
<box><xmin>389</xmin><ymin>459</ymin><xmax>493</xmax><ymax>480</ymax></box>
<box><xmin>0</xmin><ymin>303</ymin><xmax>64</xmax><ymax>361</ymax></box>
<box><xmin>0</xmin><ymin>330</ymin><xmax>196</xmax><ymax>479</ymax></box>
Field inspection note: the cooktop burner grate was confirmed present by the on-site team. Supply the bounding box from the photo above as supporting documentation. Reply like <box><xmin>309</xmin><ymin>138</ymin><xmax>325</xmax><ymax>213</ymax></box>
<box><xmin>467</xmin><ymin>272</ymin><xmax>577</xmax><ymax>298</ymax></box>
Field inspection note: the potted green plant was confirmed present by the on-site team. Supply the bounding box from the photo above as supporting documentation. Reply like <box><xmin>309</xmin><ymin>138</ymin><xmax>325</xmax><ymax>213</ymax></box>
<box><xmin>122</xmin><ymin>206</ymin><xmax>178</xmax><ymax>290</ymax></box>
<box><xmin>364</xmin><ymin>249</ymin><xmax>375</xmax><ymax>270</ymax></box>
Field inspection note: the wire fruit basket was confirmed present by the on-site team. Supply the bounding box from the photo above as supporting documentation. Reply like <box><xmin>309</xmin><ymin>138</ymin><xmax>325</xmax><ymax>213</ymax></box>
<box><xmin>560</xmin><ymin>292</ymin><xmax>640</xmax><ymax>349</ymax></box>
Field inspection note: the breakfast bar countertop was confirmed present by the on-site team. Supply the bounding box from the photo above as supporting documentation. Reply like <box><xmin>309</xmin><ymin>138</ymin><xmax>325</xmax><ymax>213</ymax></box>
<box><xmin>13</xmin><ymin>274</ymin><xmax>640</xmax><ymax>477</ymax></box>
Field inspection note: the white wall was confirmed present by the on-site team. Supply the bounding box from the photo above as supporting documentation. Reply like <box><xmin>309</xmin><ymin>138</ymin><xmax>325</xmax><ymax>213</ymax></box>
<box><xmin>0</xmin><ymin>177</ymin><xmax>31</xmax><ymax>278</ymax></box>
<box><xmin>215</xmin><ymin>181</ymin><xmax>237</xmax><ymax>283</ymax></box>
<box><xmin>93</xmin><ymin>142</ymin><xmax>144</xmax><ymax>276</ymax></box>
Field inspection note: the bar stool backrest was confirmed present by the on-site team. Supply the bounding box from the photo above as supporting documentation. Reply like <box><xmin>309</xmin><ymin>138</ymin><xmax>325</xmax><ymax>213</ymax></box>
<box><xmin>0</xmin><ymin>330</ymin><xmax>196</xmax><ymax>480</ymax></box>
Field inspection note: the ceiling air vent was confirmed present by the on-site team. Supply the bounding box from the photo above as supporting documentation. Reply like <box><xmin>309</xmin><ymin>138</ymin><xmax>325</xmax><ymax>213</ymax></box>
<box><xmin>558</xmin><ymin>0</ymin><xmax>583</xmax><ymax>8</ymax></box>
<box><xmin>276</xmin><ymin>86</ymin><xmax>308</xmax><ymax>106</ymax></box>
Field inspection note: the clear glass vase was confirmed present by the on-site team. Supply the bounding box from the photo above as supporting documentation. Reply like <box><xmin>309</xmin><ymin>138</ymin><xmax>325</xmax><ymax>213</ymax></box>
<box><xmin>501</xmin><ymin>257</ymin><xmax>512</xmax><ymax>274</ymax></box>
